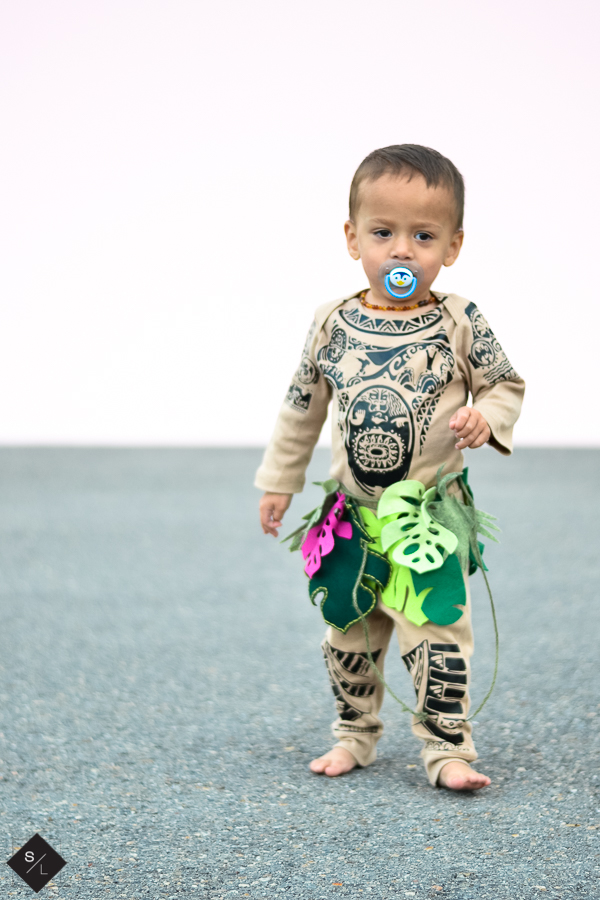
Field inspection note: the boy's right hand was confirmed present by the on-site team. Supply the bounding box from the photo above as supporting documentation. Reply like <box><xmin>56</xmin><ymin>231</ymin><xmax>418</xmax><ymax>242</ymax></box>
<box><xmin>259</xmin><ymin>492</ymin><xmax>293</xmax><ymax>537</ymax></box>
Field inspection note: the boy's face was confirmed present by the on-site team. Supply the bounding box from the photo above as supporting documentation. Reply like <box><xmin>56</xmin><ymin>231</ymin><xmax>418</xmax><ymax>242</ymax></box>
<box><xmin>344</xmin><ymin>173</ymin><xmax>464</xmax><ymax>306</ymax></box>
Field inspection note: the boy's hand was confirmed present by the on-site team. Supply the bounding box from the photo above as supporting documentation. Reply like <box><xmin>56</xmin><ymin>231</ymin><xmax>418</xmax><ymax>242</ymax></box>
<box><xmin>449</xmin><ymin>407</ymin><xmax>491</xmax><ymax>450</ymax></box>
<box><xmin>260</xmin><ymin>492</ymin><xmax>293</xmax><ymax>537</ymax></box>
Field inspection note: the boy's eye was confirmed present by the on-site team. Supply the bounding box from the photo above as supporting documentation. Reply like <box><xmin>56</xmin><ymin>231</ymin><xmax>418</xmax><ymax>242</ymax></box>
<box><xmin>374</xmin><ymin>229</ymin><xmax>392</xmax><ymax>238</ymax></box>
<box><xmin>415</xmin><ymin>232</ymin><xmax>432</xmax><ymax>242</ymax></box>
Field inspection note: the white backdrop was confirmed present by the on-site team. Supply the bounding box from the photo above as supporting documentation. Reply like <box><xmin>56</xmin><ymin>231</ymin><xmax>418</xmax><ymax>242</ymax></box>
<box><xmin>1</xmin><ymin>0</ymin><xmax>598</xmax><ymax>446</ymax></box>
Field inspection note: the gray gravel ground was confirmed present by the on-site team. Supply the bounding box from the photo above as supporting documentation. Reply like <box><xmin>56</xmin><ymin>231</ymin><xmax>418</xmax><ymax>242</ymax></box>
<box><xmin>0</xmin><ymin>447</ymin><xmax>599</xmax><ymax>900</ymax></box>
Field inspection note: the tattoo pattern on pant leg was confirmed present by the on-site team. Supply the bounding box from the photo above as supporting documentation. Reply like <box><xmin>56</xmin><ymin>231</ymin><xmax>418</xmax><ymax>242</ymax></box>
<box><xmin>402</xmin><ymin>640</ymin><xmax>468</xmax><ymax>746</ymax></box>
<box><xmin>323</xmin><ymin>642</ymin><xmax>382</xmax><ymax>734</ymax></box>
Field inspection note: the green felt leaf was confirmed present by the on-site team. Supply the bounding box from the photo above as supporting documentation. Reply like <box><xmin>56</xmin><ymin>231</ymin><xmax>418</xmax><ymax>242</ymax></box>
<box><xmin>426</xmin><ymin>475</ymin><xmax>499</xmax><ymax>572</ymax></box>
<box><xmin>379</xmin><ymin>501</ymin><xmax>458</xmax><ymax>574</ymax></box>
<box><xmin>461</xmin><ymin>466</ymin><xmax>474</xmax><ymax>499</ymax></box>
<box><xmin>359</xmin><ymin>507</ymin><xmax>395</xmax><ymax>555</ymax></box>
<box><xmin>375</xmin><ymin>479</ymin><xmax>458</xmax><ymax>574</ymax></box>
<box><xmin>362</xmin><ymin>544</ymin><xmax>392</xmax><ymax>594</ymax></box>
<box><xmin>284</xmin><ymin>528</ymin><xmax>309</xmax><ymax>552</ymax></box>
<box><xmin>380</xmin><ymin>564</ymin><xmax>408</xmax><ymax>612</ymax></box>
<box><xmin>379</xmin><ymin>506</ymin><xmax>421</xmax><ymax>550</ymax></box>
<box><xmin>380</xmin><ymin>563</ymin><xmax>428</xmax><ymax>627</ymax></box>
<box><xmin>315</xmin><ymin>478</ymin><xmax>342</xmax><ymax>495</ymax></box>
<box><xmin>422</xmin><ymin>485</ymin><xmax>438</xmax><ymax>506</ymax></box>
<box><xmin>345</xmin><ymin>501</ymin><xmax>373</xmax><ymax>541</ymax></box>
<box><xmin>468</xmin><ymin>541</ymin><xmax>487</xmax><ymax>575</ymax></box>
<box><xmin>407</xmin><ymin>587</ymin><xmax>431</xmax><ymax>627</ymax></box>
<box><xmin>309</xmin><ymin>504</ymin><xmax>390</xmax><ymax>633</ymax></box>
<box><xmin>377</xmin><ymin>479</ymin><xmax>425</xmax><ymax>517</ymax></box>
<box><xmin>359</xmin><ymin>505</ymin><xmax>380</xmax><ymax>535</ymax></box>
<box><xmin>412</xmin><ymin>553</ymin><xmax>466</xmax><ymax>626</ymax></box>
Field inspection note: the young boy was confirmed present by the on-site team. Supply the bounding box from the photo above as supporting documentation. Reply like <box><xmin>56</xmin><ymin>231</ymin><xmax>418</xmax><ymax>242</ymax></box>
<box><xmin>255</xmin><ymin>145</ymin><xmax>524</xmax><ymax>791</ymax></box>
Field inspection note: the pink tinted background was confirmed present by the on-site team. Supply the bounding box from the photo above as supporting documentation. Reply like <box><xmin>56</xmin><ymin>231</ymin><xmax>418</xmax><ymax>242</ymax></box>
<box><xmin>0</xmin><ymin>0</ymin><xmax>598</xmax><ymax>445</ymax></box>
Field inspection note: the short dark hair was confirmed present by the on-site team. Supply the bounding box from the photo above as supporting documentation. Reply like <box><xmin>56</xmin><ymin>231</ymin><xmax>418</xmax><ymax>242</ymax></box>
<box><xmin>349</xmin><ymin>144</ymin><xmax>465</xmax><ymax>230</ymax></box>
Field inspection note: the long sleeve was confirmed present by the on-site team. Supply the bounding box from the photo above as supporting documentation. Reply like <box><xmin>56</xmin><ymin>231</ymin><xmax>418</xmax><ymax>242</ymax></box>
<box><xmin>254</xmin><ymin>321</ymin><xmax>332</xmax><ymax>493</ymax></box>
<box><xmin>456</xmin><ymin>302</ymin><xmax>525</xmax><ymax>455</ymax></box>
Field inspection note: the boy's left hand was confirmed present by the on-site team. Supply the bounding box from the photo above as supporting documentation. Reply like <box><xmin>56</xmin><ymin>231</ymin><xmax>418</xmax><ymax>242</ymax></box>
<box><xmin>449</xmin><ymin>407</ymin><xmax>491</xmax><ymax>450</ymax></box>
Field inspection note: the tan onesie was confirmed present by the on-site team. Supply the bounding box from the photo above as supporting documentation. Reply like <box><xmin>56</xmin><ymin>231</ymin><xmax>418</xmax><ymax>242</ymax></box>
<box><xmin>255</xmin><ymin>290</ymin><xmax>525</xmax><ymax>783</ymax></box>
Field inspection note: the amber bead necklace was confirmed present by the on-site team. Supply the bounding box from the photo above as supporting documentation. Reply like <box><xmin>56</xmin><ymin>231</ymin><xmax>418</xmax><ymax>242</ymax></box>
<box><xmin>358</xmin><ymin>289</ymin><xmax>439</xmax><ymax>312</ymax></box>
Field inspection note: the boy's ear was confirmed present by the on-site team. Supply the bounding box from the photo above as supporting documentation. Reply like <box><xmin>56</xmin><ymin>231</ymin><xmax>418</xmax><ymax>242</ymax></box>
<box><xmin>344</xmin><ymin>219</ymin><xmax>360</xmax><ymax>260</ymax></box>
<box><xmin>443</xmin><ymin>229</ymin><xmax>464</xmax><ymax>267</ymax></box>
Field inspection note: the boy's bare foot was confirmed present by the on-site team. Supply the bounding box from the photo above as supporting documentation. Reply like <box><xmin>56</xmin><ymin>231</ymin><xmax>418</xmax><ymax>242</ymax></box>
<box><xmin>437</xmin><ymin>760</ymin><xmax>491</xmax><ymax>791</ymax></box>
<box><xmin>309</xmin><ymin>747</ymin><xmax>357</xmax><ymax>777</ymax></box>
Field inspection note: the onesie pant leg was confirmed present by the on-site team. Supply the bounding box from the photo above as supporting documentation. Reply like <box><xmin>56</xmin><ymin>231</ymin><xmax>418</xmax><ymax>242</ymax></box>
<box><xmin>322</xmin><ymin>607</ymin><xmax>395</xmax><ymax>767</ymax></box>
<box><xmin>321</xmin><ymin>576</ymin><xmax>478</xmax><ymax>784</ymax></box>
<box><xmin>393</xmin><ymin>576</ymin><xmax>478</xmax><ymax>786</ymax></box>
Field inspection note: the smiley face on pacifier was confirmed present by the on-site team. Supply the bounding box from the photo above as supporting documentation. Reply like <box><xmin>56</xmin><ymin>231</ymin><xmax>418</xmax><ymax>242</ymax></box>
<box><xmin>378</xmin><ymin>259</ymin><xmax>425</xmax><ymax>300</ymax></box>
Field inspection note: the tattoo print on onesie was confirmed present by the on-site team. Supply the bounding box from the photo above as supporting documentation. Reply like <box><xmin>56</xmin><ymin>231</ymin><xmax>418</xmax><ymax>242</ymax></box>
<box><xmin>465</xmin><ymin>302</ymin><xmax>520</xmax><ymax>386</ymax></box>
<box><xmin>402</xmin><ymin>640</ymin><xmax>469</xmax><ymax>747</ymax></box>
<box><xmin>323</xmin><ymin>642</ymin><xmax>382</xmax><ymax>735</ymax></box>
<box><xmin>285</xmin><ymin>300</ymin><xmax>518</xmax><ymax>496</ymax></box>
<box><xmin>284</xmin><ymin>321</ymin><xmax>320</xmax><ymax>414</ymax></box>
<box><xmin>319</xmin><ymin>306</ymin><xmax>454</xmax><ymax>495</ymax></box>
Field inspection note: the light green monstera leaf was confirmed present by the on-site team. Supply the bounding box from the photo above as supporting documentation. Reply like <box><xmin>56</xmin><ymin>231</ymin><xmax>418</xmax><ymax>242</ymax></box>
<box><xmin>377</xmin><ymin>479</ymin><xmax>425</xmax><ymax>516</ymax></box>
<box><xmin>377</xmin><ymin>481</ymin><xmax>458</xmax><ymax>574</ymax></box>
<box><xmin>360</xmin><ymin>500</ymin><xmax>461</xmax><ymax>627</ymax></box>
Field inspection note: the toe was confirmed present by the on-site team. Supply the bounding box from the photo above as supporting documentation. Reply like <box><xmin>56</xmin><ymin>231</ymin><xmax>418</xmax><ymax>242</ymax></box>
<box><xmin>438</xmin><ymin>763</ymin><xmax>490</xmax><ymax>791</ymax></box>
<box><xmin>310</xmin><ymin>750</ymin><xmax>357</xmax><ymax>777</ymax></box>
<box><xmin>462</xmin><ymin>774</ymin><xmax>490</xmax><ymax>791</ymax></box>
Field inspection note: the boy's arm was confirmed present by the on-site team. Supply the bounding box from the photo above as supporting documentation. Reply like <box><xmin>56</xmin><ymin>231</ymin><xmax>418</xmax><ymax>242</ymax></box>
<box><xmin>255</xmin><ymin>320</ymin><xmax>332</xmax><ymax>494</ymax></box>
<box><xmin>456</xmin><ymin>305</ymin><xmax>525</xmax><ymax>455</ymax></box>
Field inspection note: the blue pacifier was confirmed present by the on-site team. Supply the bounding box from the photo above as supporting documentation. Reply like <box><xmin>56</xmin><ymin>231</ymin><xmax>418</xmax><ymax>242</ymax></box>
<box><xmin>378</xmin><ymin>259</ymin><xmax>424</xmax><ymax>300</ymax></box>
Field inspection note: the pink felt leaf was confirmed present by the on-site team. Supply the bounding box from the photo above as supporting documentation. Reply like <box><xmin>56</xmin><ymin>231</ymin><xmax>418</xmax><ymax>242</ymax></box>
<box><xmin>301</xmin><ymin>493</ymin><xmax>352</xmax><ymax>577</ymax></box>
<box><xmin>315</xmin><ymin>516</ymin><xmax>336</xmax><ymax>556</ymax></box>
<box><xmin>334</xmin><ymin>519</ymin><xmax>352</xmax><ymax>540</ymax></box>
<box><xmin>304</xmin><ymin>551</ymin><xmax>322</xmax><ymax>579</ymax></box>
<box><xmin>301</xmin><ymin>525</ymin><xmax>320</xmax><ymax>560</ymax></box>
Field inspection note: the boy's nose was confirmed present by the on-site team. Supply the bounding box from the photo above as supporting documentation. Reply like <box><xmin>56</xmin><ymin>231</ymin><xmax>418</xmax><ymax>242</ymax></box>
<box><xmin>390</xmin><ymin>238</ymin><xmax>413</xmax><ymax>259</ymax></box>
